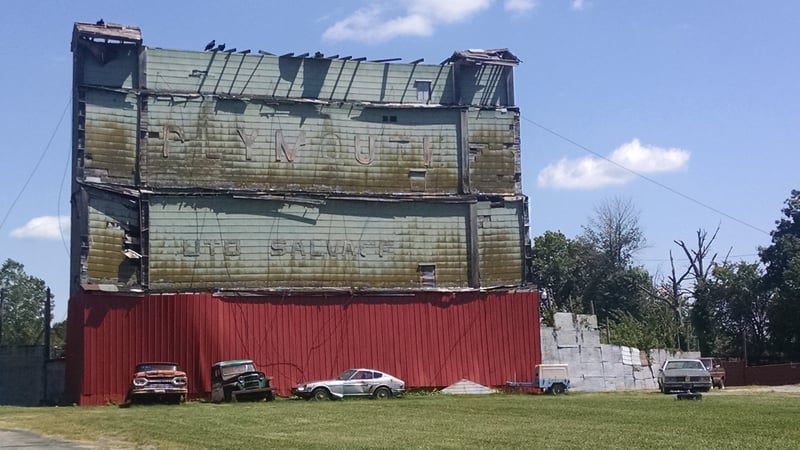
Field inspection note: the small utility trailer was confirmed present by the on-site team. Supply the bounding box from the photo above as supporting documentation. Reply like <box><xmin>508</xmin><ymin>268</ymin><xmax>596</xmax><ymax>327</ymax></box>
<box><xmin>506</xmin><ymin>364</ymin><xmax>570</xmax><ymax>395</ymax></box>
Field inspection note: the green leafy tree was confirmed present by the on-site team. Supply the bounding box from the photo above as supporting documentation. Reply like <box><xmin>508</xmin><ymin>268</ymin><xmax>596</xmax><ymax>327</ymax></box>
<box><xmin>607</xmin><ymin>300</ymin><xmax>683</xmax><ymax>351</ymax></box>
<box><xmin>760</xmin><ymin>189</ymin><xmax>800</xmax><ymax>360</ymax></box>
<box><xmin>0</xmin><ymin>259</ymin><xmax>48</xmax><ymax>345</ymax></box>
<box><xmin>580</xmin><ymin>197</ymin><xmax>649</xmax><ymax>323</ymax></box>
<box><xmin>704</xmin><ymin>262</ymin><xmax>772</xmax><ymax>362</ymax></box>
<box><xmin>530</xmin><ymin>231</ymin><xmax>597</xmax><ymax>324</ymax></box>
<box><xmin>51</xmin><ymin>320</ymin><xmax>67</xmax><ymax>356</ymax></box>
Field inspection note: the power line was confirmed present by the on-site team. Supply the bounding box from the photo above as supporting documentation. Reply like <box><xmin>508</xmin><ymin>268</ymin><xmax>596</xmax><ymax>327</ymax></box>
<box><xmin>0</xmin><ymin>97</ymin><xmax>71</xmax><ymax>233</ymax></box>
<box><xmin>57</xmin><ymin>119</ymin><xmax>72</xmax><ymax>256</ymax></box>
<box><xmin>637</xmin><ymin>253</ymin><xmax>761</xmax><ymax>263</ymax></box>
<box><xmin>521</xmin><ymin>115</ymin><xmax>771</xmax><ymax>236</ymax></box>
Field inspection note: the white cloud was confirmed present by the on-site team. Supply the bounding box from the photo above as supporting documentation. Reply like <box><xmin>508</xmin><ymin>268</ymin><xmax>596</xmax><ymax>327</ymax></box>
<box><xmin>537</xmin><ymin>139</ymin><xmax>690</xmax><ymax>190</ymax></box>
<box><xmin>323</xmin><ymin>0</ymin><xmax>492</xmax><ymax>43</ymax></box>
<box><xmin>505</xmin><ymin>0</ymin><xmax>538</xmax><ymax>13</ymax></box>
<box><xmin>571</xmin><ymin>0</ymin><xmax>585</xmax><ymax>11</ymax></box>
<box><xmin>10</xmin><ymin>216</ymin><xmax>70</xmax><ymax>240</ymax></box>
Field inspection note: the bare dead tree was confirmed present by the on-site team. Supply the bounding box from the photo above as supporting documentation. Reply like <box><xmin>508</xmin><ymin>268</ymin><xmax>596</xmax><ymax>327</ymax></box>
<box><xmin>675</xmin><ymin>226</ymin><xmax>721</xmax><ymax>285</ymax></box>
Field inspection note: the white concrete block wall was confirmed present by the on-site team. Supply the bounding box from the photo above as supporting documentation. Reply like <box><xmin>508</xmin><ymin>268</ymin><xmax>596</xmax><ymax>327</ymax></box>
<box><xmin>541</xmin><ymin>313</ymin><xmax>700</xmax><ymax>392</ymax></box>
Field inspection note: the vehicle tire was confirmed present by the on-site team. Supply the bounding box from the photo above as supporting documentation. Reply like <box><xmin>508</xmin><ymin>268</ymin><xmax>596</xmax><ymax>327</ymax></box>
<box><xmin>224</xmin><ymin>389</ymin><xmax>232</xmax><ymax>403</ymax></box>
<box><xmin>550</xmin><ymin>383</ymin><xmax>566</xmax><ymax>395</ymax></box>
<box><xmin>718</xmin><ymin>379</ymin><xmax>725</xmax><ymax>390</ymax></box>
<box><xmin>312</xmin><ymin>388</ymin><xmax>330</xmax><ymax>401</ymax></box>
<box><xmin>373</xmin><ymin>387</ymin><xmax>391</xmax><ymax>399</ymax></box>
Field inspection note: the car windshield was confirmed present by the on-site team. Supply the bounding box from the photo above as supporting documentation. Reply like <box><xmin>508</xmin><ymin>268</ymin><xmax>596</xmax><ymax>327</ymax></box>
<box><xmin>666</xmin><ymin>360</ymin><xmax>704</xmax><ymax>370</ymax></box>
<box><xmin>136</xmin><ymin>363</ymin><xmax>177</xmax><ymax>372</ymax></box>
<box><xmin>221</xmin><ymin>363</ymin><xmax>257</xmax><ymax>378</ymax></box>
<box><xmin>700</xmin><ymin>358</ymin><xmax>714</xmax><ymax>369</ymax></box>
<box><xmin>337</xmin><ymin>369</ymin><xmax>358</xmax><ymax>380</ymax></box>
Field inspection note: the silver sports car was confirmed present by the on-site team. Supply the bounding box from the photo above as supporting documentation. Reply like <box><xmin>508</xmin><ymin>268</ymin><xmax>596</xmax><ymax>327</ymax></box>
<box><xmin>291</xmin><ymin>368</ymin><xmax>405</xmax><ymax>400</ymax></box>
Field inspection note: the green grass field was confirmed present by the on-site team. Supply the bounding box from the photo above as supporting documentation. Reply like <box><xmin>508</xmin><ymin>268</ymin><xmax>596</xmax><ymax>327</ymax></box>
<box><xmin>0</xmin><ymin>389</ymin><xmax>798</xmax><ymax>449</ymax></box>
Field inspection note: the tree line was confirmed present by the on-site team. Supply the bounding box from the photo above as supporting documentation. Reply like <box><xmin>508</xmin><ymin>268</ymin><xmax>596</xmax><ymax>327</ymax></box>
<box><xmin>2</xmin><ymin>190</ymin><xmax>797</xmax><ymax>364</ymax></box>
<box><xmin>0</xmin><ymin>259</ymin><xmax>65</xmax><ymax>354</ymax></box>
<box><xmin>531</xmin><ymin>190</ymin><xmax>800</xmax><ymax>364</ymax></box>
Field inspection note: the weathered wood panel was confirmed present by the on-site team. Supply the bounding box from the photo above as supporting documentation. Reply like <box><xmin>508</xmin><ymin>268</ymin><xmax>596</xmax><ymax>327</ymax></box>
<box><xmin>82</xmin><ymin>89</ymin><xmax>138</xmax><ymax>185</ymax></box>
<box><xmin>145</xmin><ymin>48</ymin><xmax>456</xmax><ymax>105</ymax></box>
<box><xmin>85</xmin><ymin>191</ymin><xmax>139</xmax><ymax>286</ymax></box>
<box><xmin>77</xmin><ymin>44</ymin><xmax>138</xmax><ymax>89</ymax></box>
<box><xmin>140</xmin><ymin>98</ymin><xmax>462</xmax><ymax>193</ymax></box>
<box><xmin>146</xmin><ymin>196</ymin><xmax>471</xmax><ymax>290</ymax></box>
<box><xmin>457</xmin><ymin>64</ymin><xmax>514</xmax><ymax>106</ymax></box>
<box><xmin>468</xmin><ymin>109</ymin><xmax>521</xmax><ymax>194</ymax></box>
<box><xmin>476</xmin><ymin>199</ymin><xmax>525</xmax><ymax>286</ymax></box>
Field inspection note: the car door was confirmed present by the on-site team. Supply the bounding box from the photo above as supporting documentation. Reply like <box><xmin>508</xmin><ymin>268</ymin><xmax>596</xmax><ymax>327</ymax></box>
<box><xmin>342</xmin><ymin>370</ymin><xmax>373</xmax><ymax>396</ymax></box>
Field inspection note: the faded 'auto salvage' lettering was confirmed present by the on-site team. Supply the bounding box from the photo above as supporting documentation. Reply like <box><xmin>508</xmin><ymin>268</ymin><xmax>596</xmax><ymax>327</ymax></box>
<box><xmin>182</xmin><ymin>239</ymin><xmax>396</xmax><ymax>259</ymax></box>
<box><xmin>270</xmin><ymin>239</ymin><xmax>395</xmax><ymax>258</ymax></box>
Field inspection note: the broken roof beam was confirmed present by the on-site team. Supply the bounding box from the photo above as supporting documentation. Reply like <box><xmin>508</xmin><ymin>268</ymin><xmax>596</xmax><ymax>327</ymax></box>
<box><xmin>444</xmin><ymin>48</ymin><xmax>520</xmax><ymax>66</ymax></box>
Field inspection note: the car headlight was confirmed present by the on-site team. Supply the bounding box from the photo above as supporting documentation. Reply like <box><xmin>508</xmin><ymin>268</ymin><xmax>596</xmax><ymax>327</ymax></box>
<box><xmin>133</xmin><ymin>377</ymin><xmax>148</xmax><ymax>387</ymax></box>
<box><xmin>173</xmin><ymin>376</ymin><xmax>187</xmax><ymax>385</ymax></box>
<box><xmin>296</xmin><ymin>385</ymin><xmax>306</xmax><ymax>392</ymax></box>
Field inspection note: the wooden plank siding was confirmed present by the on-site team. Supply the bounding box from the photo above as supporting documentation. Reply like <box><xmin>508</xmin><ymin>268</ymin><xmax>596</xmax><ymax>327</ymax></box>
<box><xmin>144</xmin><ymin>48</ymin><xmax>456</xmax><ymax>104</ymax></box>
<box><xmin>468</xmin><ymin>109</ymin><xmax>521</xmax><ymax>194</ymax></box>
<box><xmin>140</xmin><ymin>99</ymin><xmax>463</xmax><ymax>193</ymax></box>
<box><xmin>84</xmin><ymin>189</ymin><xmax>140</xmax><ymax>286</ymax></box>
<box><xmin>476</xmin><ymin>200</ymin><xmax>526</xmax><ymax>286</ymax></box>
<box><xmin>71</xmin><ymin>22</ymin><xmax>530</xmax><ymax>293</ymax></box>
<box><xmin>81</xmin><ymin>89</ymin><xmax>139</xmax><ymax>186</ymax></box>
<box><xmin>143</xmin><ymin>196</ymin><xmax>526</xmax><ymax>291</ymax></box>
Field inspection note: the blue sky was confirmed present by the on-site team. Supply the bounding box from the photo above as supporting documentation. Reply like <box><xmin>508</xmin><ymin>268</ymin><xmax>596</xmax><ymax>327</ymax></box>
<box><xmin>1</xmin><ymin>0</ymin><xmax>797</xmax><ymax>322</ymax></box>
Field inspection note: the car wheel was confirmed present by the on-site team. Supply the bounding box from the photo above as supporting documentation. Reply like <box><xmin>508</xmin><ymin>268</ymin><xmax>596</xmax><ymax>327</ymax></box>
<box><xmin>550</xmin><ymin>383</ymin><xmax>566</xmax><ymax>395</ymax></box>
<box><xmin>312</xmin><ymin>388</ymin><xmax>330</xmax><ymax>401</ymax></box>
<box><xmin>718</xmin><ymin>379</ymin><xmax>725</xmax><ymax>390</ymax></box>
<box><xmin>373</xmin><ymin>387</ymin><xmax>391</xmax><ymax>399</ymax></box>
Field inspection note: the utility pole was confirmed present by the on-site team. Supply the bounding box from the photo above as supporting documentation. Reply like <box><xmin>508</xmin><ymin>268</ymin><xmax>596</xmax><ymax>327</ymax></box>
<box><xmin>0</xmin><ymin>287</ymin><xmax>4</xmax><ymax>344</ymax></box>
<box><xmin>44</xmin><ymin>287</ymin><xmax>52</xmax><ymax>358</ymax></box>
<box><xmin>42</xmin><ymin>287</ymin><xmax>52</xmax><ymax>405</ymax></box>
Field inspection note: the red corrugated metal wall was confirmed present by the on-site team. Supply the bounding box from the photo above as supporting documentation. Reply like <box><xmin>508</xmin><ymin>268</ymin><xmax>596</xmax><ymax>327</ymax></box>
<box><xmin>65</xmin><ymin>291</ymin><xmax>540</xmax><ymax>405</ymax></box>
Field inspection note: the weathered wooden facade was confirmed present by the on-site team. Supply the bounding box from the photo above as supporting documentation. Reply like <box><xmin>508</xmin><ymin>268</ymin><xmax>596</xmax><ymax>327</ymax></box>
<box><xmin>70</xmin><ymin>22</ymin><xmax>528</xmax><ymax>294</ymax></box>
<box><xmin>67</xmin><ymin>22</ymin><xmax>538</xmax><ymax>404</ymax></box>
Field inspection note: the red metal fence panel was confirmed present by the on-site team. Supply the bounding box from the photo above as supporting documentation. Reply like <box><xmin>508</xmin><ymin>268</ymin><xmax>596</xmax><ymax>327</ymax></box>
<box><xmin>65</xmin><ymin>290</ymin><xmax>540</xmax><ymax>405</ymax></box>
<box><xmin>723</xmin><ymin>361</ymin><xmax>800</xmax><ymax>386</ymax></box>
